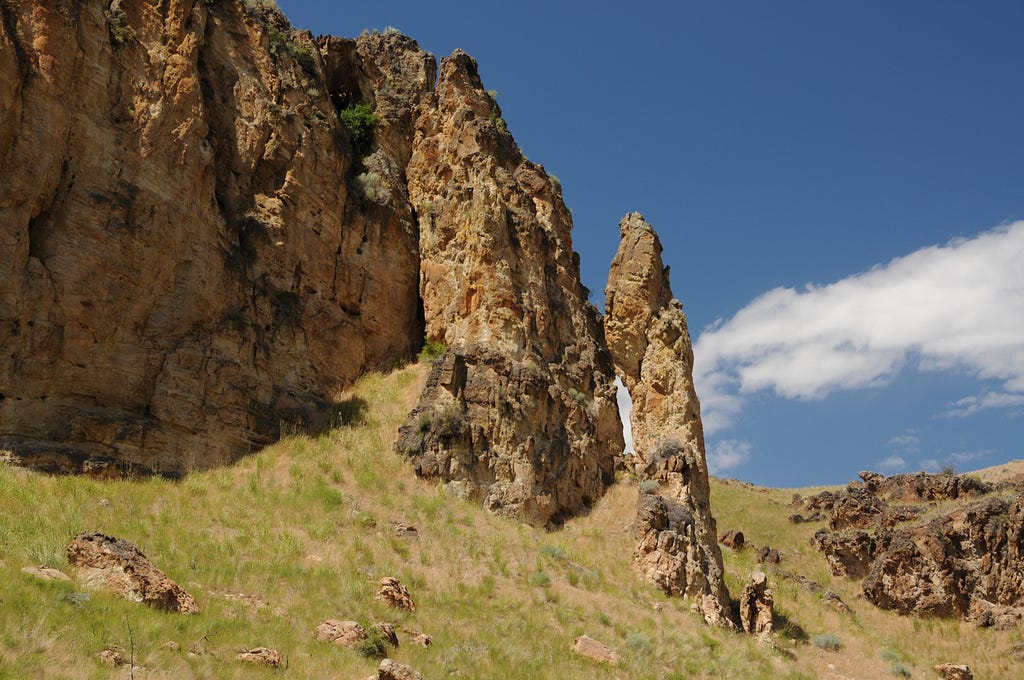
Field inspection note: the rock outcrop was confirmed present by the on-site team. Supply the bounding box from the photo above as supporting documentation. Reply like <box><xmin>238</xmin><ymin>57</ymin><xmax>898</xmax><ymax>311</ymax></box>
<box><xmin>395</xmin><ymin>51</ymin><xmax>622</xmax><ymax>526</ymax></box>
<box><xmin>810</xmin><ymin>471</ymin><xmax>1024</xmax><ymax>626</ymax></box>
<box><xmin>66</xmin><ymin>531</ymin><xmax>198</xmax><ymax>613</ymax></box>
<box><xmin>604</xmin><ymin>213</ymin><xmax>730</xmax><ymax>621</ymax></box>
<box><xmin>738</xmin><ymin>571</ymin><xmax>774</xmax><ymax>638</ymax></box>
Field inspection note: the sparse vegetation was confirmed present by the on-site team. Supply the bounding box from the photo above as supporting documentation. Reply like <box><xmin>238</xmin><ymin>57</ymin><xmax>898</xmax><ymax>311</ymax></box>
<box><xmin>354</xmin><ymin>171</ymin><xmax>388</xmax><ymax>204</ymax></box>
<box><xmin>812</xmin><ymin>633</ymin><xmax>842</xmax><ymax>650</ymax></box>
<box><xmin>341</xmin><ymin>102</ymin><xmax>379</xmax><ymax>157</ymax></box>
<box><xmin>417</xmin><ymin>339</ymin><xmax>446</xmax><ymax>362</ymax></box>
<box><xmin>107</xmin><ymin>9</ymin><xmax>135</xmax><ymax>46</ymax></box>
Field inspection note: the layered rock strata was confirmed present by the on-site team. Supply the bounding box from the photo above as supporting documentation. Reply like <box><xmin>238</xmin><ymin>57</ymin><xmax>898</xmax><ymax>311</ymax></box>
<box><xmin>604</xmin><ymin>213</ymin><xmax>730</xmax><ymax>621</ymax></box>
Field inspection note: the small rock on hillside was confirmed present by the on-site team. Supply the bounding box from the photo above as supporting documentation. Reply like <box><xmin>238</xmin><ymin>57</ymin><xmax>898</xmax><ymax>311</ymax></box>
<box><xmin>66</xmin><ymin>532</ymin><xmax>198</xmax><ymax>614</ymax></box>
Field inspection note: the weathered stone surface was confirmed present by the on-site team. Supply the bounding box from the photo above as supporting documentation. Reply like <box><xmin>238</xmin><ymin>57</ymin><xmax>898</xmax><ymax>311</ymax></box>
<box><xmin>21</xmin><ymin>565</ymin><xmax>71</xmax><ymax>582</ymax></box>
<box><xmin>631</xmin><ymin>491</ymin><xmax>700</xmax><ymax>598</ymax></box>
<box><xmin>755</xmin><ymin>546</ymin><xmax>782</xmax><ymax>564</ymax></box>
<box><xmin>933</xmin><ymin>663</ymin><xmax>973</xmax><ymax>680</ymax></box>
<box><xmin>0</xmin><ymin>2</ymin><xmax>426</xmax><ymax>475</ymax></box>
<box><xmin>236</xmin><ymin>647</ymin><xmax>281</xmax><ymax>668</ymax></box>
<box><xmin>315</xmin><ymin>620</ymin><xmax>367</xmax><ymax>647</ymax></box>
<box><xmin>376</xmin><ymin>576</ymin><xmax>415</xmax><ymax>611</ymax></box>
<box><xmin>378</xmin><ymin>659</ymin><xmax>424</xmax><ymax>680</ymax></box>
<box><xmin>860</xmin><ymin>470</ymin><xmax>992</xmax><ymax>502</ymax></box>
<box><xmin>570</xmin><ymin>635</ymin><xmax>620</xmax><ymax>666</ymax></box>
<box><xmin>738</xmin><ymin>571</ymin><xmax>774</xmax><ymax>637</ymax></box>
<box><xmin>828</xmin><ymin>487</ymin><xmax>886</xmax><ymax>530</ymax></box>
<box><xmin>861</xmin><ymin>496</ymin><xmax>1024</xmax><ymax>623</ymax></box>
<box><xmin>812</xmin><ymin>529</ymin><xmax>880</xmax><ymax>579</ymax></box>
<box><xmin>604</xmin><ymin>213</ymin><xmax>730</xmax><ymax>620</ymax></box>
<box><xmin>375</xmin><ymin>622</ymin><xmax>399</xmax><ymax>648</ymax></box>
<box><xmin>720</xmin><ymin>530</ymin><xmax>745</xmax><ymax>550</ymax></box>
<box><xmin>96</xmin><ymin>648</ymin><xmax>128</xmax><ymax>667</ymax></box>
<box><xmin>66</xmin><ymin>531</ymin><xmax>198</xmax><ymax>613</ymax></box>
<box><xmin>396</xmin><ymin>50</ymin><xmax>622</xmax><ymax>526</ymax></box>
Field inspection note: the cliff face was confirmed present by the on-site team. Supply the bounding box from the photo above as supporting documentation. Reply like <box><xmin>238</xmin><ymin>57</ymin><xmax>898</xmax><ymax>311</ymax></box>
<box><xmin>604</xmin><ymin>213</ymin><xmax>731</xmax><ymax>620</ymax></box>
<box><xmin>0</xmin><ymin>0</ymin><xmax>621</xmax><ymax>525</ymax></box>
<box><xmin>395</xmin><ymin>51</ymin><xmax>622</xmax><ymax>527</ymax></box>
<box><xmin>1</xmin><ymin>0</ymin><xmax>424</xmax><ymax>474</ymax></box>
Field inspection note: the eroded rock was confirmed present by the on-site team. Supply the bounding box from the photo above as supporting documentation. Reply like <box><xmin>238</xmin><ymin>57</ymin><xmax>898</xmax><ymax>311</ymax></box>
<box><xmin>376</xmin><ymin>577</ymin><xmax>415</xmax><ymax>611</ymax></box>
<box><xmin>738</xmin><ymin>571</ymin><xmax>774</xmax><ymax>637</ymax></box>
<box><xmin>570</xmin><ymin>635</ymin><xmax>620</xmax><ymax>666</ymax></box>
<box><xmin>236</xmin><ymin>647</ymin><xmax>281</xmax><ymax>668</ymax></box>
<box><xmin>605</xmin><ymin>213</ymin><xmax>730</xmax><ymax>622</ymax></box>
<box><xmin>316</xmin><ymin>620</ymin><xmax>367</xmax><ymax>647</ymax></box>
<box><xmin>378</xmin><ymin>659</ymin><xmax>424</xmax><ymax>680</ymax></box>
<box><xmin>66</xmin><ymin>532</ymin><xmax>198</xmax><ymax>613</ymax></box>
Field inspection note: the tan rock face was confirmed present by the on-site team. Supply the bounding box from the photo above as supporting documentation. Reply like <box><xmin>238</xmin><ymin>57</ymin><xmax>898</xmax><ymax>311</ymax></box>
<box><xmin>604</xmin><ymin>213</ymin><xmax>730</xmax><ymax>617</ymax></box>
<box><xmin>396</xmin><ymin>51</ymin><xmax>622</xmax><ymax>527</ymax></box>
<box><xmin>0</xmin><ymin>2</ymin><xmax>424</xmax><ymax>474</ymax></box>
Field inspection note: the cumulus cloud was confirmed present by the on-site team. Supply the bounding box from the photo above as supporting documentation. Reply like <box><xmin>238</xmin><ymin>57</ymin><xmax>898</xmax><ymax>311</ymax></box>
<box><xmin>694</xmin><ymin>221</ymin><xmax>1024</xmax><ymax>433</ymax></box>
<box><xmin>941</xmin><ymin>391</ymin><xmax>1024</xmax><ymax>418</ymax></box>
<box><xmin>887</xmin><ymin>432</ymin><xmax>920</xmax><ymax>455</ymax></box>
<box><xmin>708</xmin><ymin>439</ymin><xmax>752</xmax><ymax>476</ymax></box>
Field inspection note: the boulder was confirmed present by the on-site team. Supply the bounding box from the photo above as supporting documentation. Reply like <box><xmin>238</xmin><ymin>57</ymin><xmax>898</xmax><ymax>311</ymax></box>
<box><xmin>21</xmin><ymin>566</ymin><xmax>71</xmax><ymax>582</ymax></box>
<box><xmin>66</xmin><ymin>532</ymin><xmax>198</xmax><ymax>613</ymax></box>
<box><xmin>720</xmin><ymin>530</ymin><xmax>744</xmax><ymax>550</ymax></box>
<box><xmin>376</xmin><ymin>577</ymin><xmax>415</xmax><ymax>611</ymax></box>
<box><xmin>571</xmin><ymin>635</ymin><xmax>621</xmax><ymax>666</ymax></box>
<box><xmin>236</xmin><ymin>647</ymin><xmax>281</xmax><ymax>668</ymax></box>
<box><xmin>375</xmin><ymin>622</ymin><xmax>399</xmax><ymax>648</ymax></box>
<box><xmin>315</xmin><ymin>620</ymin><xmax>367</xmax><ymax>647</ymax></box>
<box><xmin>811</xmin><ymin>529</ymin><xmax>880</xmax><ymax>579</ymax></box>
<box><xmin>933</xmin><ymin>663</ymin><xmax>973</xmax><ymax>680</ymax></box>
<box><xmin>378</xmin><ymin>659</ymin><xmax>424</xmax><ymax>680</ymax></box>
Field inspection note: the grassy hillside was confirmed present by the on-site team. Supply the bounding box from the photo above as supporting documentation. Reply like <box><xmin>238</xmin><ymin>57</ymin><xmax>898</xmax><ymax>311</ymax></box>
<box><xmin>0</xmin><ymin>363</ymin><xmax>1019</xmax><ymax>678</ymax></box>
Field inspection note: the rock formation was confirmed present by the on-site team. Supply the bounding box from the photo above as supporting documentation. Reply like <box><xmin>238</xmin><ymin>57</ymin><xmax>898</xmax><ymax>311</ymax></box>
<box><xmin>738</xmin><ymin>571</ymin><xmax>774</xmax><ymax>638</ymax></box>
<box><xmin>1</xmin><ymin>1</ymin><xmax>424</xmax><ymax>474</ymax></box>
<box><xmin>66</xmin><ymin>531</ymin><xmax>198</xmax><ymax>613</ymax></box>
<box><xmin>604</xmin><ymin>213</ymin><xmax>731</xmax><ymax>622</ymax></box>
<box><xmin>0</xmin><ymin>0</ymin><xmax>621</xmax><ymax>528</ymax></box>
<box><xmin>810</xmin><ymin>471</ymin><xmax>1024</xmax><ymax>626</ymax></box>
<box><xmin>394</xmin><ymin>51</ymin><xmax>622</xmax><ymax>526</ymax></box>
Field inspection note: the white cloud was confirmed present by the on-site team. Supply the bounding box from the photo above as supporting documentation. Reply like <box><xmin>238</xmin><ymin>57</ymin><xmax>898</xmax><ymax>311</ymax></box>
<box><xmin>694</xmin><ymin>221</ymin><xmax>1024</xmax><ymax>431</ymax></box>
<box><xmin>919</xmin><ymin>450</ymin><xmax>990</xmax><ymax>473</ymax></box>
<box><xmin>876</xmin><ymin>455</ymin><xmax>908</xmax><ymax>472</ymax></box>
<box><xmin>887</xmin><ymin>432</ymin><xmax>920</xmax><ymax>454</ymax></box>
<box><xmin>614</xmin><ymin>376</ymin><xmax>635</xmax><ymax>454</ymax></box>
<box><xmin>708</xmin><ymin>439</ymin><xmax>752</xmax><ymax>476</ymax></box>
<box><xmin>941</xmin><ymin>391</ymin><xmax>1024</xmax><ymax>418</ymax></box>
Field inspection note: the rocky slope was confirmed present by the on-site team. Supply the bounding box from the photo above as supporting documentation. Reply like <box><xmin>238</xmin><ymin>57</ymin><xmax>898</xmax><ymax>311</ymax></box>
<box><xmin>805</xmin><ymin>470</ymin><xmax>1024</xmax><ymax>627</ymax></box>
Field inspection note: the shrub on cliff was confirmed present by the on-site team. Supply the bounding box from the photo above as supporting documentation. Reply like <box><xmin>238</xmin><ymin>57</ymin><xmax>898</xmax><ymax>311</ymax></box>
<box><xmin>341</xmin><ymin>103</ymin><xmax>379</xmax><ymax>157</ymax></box>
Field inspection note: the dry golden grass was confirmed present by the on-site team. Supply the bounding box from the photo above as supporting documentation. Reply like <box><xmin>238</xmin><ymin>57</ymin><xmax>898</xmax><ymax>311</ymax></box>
<box><xmin>0</xmin><ymin>363</ymin><xmax>1020</xmax><ymax>678</ymax></box>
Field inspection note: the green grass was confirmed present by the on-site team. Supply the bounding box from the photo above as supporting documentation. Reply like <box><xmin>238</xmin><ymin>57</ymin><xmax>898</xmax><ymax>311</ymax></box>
<box><xmin>0</xmin><ymin>364</ymin><xmax>1017</xmax><ymax>678</ymax></box>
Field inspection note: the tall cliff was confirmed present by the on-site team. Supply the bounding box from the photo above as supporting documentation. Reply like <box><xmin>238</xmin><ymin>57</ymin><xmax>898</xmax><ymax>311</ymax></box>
<box><xmin>1</xmin><ymin>0</ymin><xmax>430</xmax><ymax>474</ymax></box>
<box><xmin>0</xmin><ymin>0</ymin><xmax>621</xmax><ymax>525</ymax></box>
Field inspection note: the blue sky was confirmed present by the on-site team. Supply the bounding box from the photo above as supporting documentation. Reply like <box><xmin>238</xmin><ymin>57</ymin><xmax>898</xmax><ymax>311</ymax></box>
<box><xmin>277</xmin><ymin>1</ymin><xmax>1024</xmax><ymax>487</ymax></box>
